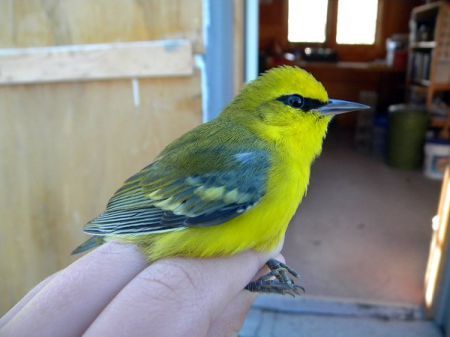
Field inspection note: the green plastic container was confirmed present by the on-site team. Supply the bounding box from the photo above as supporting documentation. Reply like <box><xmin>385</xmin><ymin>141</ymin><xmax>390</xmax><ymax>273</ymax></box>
<box><xmin>388</xmin><ymin>104</ymin><xmax>428</xmax><ymax>169</ymax></box>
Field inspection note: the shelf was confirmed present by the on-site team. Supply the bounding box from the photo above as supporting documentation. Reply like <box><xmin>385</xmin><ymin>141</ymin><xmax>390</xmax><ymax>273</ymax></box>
<box><xmin>412</xmin><ymin>1</ymin><xmax>442</xmax><ymax>21</ymax></box>
<box><xmin>413</xmin><ymin>1</ymin><xmax>442</xmax><ymax>14</ymax></box>
<box><xmin>410</xmin><ymin>41</ymin><xmax>437</xmax><ymax>49</ymax></box>
<box><xmin>413</xmin><ymin>79</ymin><xmax>431</xmax><ymax>87</ymax></box>
<box><xmin>410</xmin><ymin>83</ymin><xmax>429</xmax><ymax>93</ymax></box>
<box><xmin>407</xmin><ymin>1</ymin><xmax>450</xmax><ymax>117</ymax></box>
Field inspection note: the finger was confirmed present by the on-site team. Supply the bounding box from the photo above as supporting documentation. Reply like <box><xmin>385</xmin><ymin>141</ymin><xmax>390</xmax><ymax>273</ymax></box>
<box><xmin>1</xmin><ymin>242</ymin><xmax>148</xmax><ymax>337</ymax></box>
<box><xmin>0</xmin><ymin>272</ymin><xmax>58</xmax><ymax>329</ymax></box>
<box><xmin>84</xmin><ymin>249</ymin><xmax>281</xmax><ymax>337</ymax></box>
<box><xmin>205</xmin><ymin>254</ymin><xmax>285</xmax><ymax>337</ymax></box>
<box><xmin>206</xmin><ymin>291</ymin><xmax>256</xmax><ymax>337</ymax></box>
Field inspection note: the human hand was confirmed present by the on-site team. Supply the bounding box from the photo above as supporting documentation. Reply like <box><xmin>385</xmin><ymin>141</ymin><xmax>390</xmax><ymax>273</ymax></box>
<box><xmin>0</xmin><ymin>242</ymin><xmax>281</xmax><ymax>337</ymax></box>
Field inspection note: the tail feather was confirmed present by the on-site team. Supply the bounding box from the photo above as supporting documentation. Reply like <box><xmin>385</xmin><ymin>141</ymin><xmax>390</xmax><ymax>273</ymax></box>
<box><xmin>71</xmin><ymin>236</ymin><xmax>104</xmax><ymax>255</ymax></box>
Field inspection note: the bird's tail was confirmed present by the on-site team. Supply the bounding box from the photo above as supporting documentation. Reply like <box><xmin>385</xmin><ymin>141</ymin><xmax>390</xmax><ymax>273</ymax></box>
<box><xmin>71</xmin><ymin>236</ymin><xmax>104</xmax><ymax>255</ymax></box>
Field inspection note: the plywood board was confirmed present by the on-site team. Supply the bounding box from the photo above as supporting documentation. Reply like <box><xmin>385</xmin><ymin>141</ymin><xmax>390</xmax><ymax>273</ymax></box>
<box><xmin>0</xmin><ymin>40</ymin><xmax>193</xmax><ymax>84</ymax></box>
<box><xmin>0</xmin><ymin>0</ymin><xmax>203</xmax><ymax>52</ymax></box>
<box><xmin>0</xmin><ymin>73</ymin><xmax>202</xmax><ymax>314</ymax></box>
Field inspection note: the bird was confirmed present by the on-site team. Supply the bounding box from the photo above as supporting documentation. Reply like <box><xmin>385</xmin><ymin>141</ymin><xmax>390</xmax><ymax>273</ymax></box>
<box><xmin>73</xmin><ymin>66</ymin><xmax>368</xmax><ymax>295</ymax></box>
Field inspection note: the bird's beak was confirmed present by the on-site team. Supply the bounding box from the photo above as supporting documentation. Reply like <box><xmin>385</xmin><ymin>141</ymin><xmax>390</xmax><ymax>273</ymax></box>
<box><xmin>317</xmin><ymin>99</ymin><xmax>370</xmax><ymax>115</ymax></box>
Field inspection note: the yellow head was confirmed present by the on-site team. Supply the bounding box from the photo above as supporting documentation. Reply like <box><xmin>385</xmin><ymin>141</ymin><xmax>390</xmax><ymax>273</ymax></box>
<box><xmin>220</xmin><ymin>66</ymin><xmax>368</xmax><ymax>163</ymax></box>
<box><xmin>224</xmin><ymin>66</ymin><xmax>367</xmax><ymax>122</ymax></box>
<box><xmin>221</xmin><ymin>66</ymin><xmax>367</xmax><ymax>144</ymax></box>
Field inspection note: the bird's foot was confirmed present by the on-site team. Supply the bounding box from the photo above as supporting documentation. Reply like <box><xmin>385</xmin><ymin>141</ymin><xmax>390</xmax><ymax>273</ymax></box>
<box><xmin>245</xmin><ymin>258</ymin><xmax>304</xmax><ymax>297</ymax></box>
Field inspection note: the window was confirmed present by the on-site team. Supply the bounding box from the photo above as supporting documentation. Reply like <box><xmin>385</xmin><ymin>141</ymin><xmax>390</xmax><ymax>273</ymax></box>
<box><xmin>288</xmin><ymin>0</ymin><xmax>329</xmax><ymax>43</ymax></box>
<box><xmin>336</xmin><ymin>0</ymin><xmax>379</xmax><ymax>44</ymax></box>
<box><xmin>288</xmin><ymin>0</ymin><xmax>379</xmax><ymax>45</ymax></box>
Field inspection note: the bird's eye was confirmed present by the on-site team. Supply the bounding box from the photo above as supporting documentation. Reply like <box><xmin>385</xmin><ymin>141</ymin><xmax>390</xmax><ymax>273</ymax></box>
<box><xmin>276</xmin><ymin>94</ymin><xmax>305</xmax><ymax>110</ymax></box>
<box><xmin>276</xmin><ymin>94</ymin><xmax>326</xmax><ymax>112</ymax></box>
<box><xmin>287</xmin><ymin>95</ymin><xmax>304</xmax><ymax>109</ymax></box>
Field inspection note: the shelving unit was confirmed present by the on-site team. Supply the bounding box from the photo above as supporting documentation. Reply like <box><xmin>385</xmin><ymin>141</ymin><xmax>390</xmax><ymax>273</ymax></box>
<box><xmin>411</xmin><ymin>41</ymin><xmax>438</xmax><ymax>48</ymax></box>
<box><xmin>407</xmin><ymin>1</ymin><xmax>450</xmax><ymax>130</ymax></box>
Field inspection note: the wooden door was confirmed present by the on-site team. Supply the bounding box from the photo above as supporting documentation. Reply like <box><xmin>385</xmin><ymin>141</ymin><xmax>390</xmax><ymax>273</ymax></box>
<box><xmin>425</xmin><ymin>165</ymin><xmax>450</xmax><ymax>323</ymax></box>
<box><xmin>0</xmin><ymin>0</ymin><xmax>203</xmax><ymax>314</ymax></box>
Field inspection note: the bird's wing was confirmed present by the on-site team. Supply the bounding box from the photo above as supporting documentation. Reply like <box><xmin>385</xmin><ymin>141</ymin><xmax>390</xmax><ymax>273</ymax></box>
<box><xmin>83</xmin><ymin>146</ymin><xmax>270</xmax><ymax>236</ymax></box>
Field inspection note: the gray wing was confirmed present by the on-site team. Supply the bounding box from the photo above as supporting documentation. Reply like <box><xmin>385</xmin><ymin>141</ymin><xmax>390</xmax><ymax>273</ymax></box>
<box><xmin>83</xmin><ymin>148</ymin><xmax>271</xmax><ymax>236</ymax></box>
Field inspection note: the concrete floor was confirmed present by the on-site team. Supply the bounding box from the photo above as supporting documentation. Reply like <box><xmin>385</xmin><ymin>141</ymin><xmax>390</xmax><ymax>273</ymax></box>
<box><xmin>283</xmin><ymin>129</ymin><xmax>441</xmax><ymax>305</ymax></box>
<box><xmin>241</xmin><ymin>301</ymin><xmax>443</xmax><ymax>337</ymax></box>
<box><xmin>242</xmin><ymin>313</ymin><xmax>442</xmax><ymax>337</ymax></box>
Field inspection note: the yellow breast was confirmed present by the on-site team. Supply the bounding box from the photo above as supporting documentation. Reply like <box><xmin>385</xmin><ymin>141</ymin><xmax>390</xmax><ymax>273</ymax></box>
<box><xmin>131</xmin><ymin>119</ymin><xmax>328</xmax><ymax>261</ymax></box>
<box><xmin>132</xmin><ymin>152</ymin><xmax>309</xmax><ymax>261</ymax></box>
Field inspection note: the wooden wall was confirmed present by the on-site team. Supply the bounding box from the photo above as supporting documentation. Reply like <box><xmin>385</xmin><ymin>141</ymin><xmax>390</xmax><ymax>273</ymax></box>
<box><xmin>0</xmin><ymin>0</ymin><xmax>203</xmax><ymax>51</ymax></box>
<box><xmin>0</xmin><ymin>0</ymin><xmax>203</xmax><ymax>314</ymax></box>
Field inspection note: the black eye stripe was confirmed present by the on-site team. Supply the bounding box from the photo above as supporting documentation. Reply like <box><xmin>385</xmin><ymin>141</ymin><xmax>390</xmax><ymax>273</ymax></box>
<box><xmin>276</xmin><ymin>94</ymin><xmax>327</xmax><ymax>112</ymax></box>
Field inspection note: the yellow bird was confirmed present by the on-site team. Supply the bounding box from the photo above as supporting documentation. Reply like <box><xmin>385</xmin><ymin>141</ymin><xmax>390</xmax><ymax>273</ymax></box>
<box><xmin>73</xmin><ymin>66</ymin><xmax>368</xmax><ymax>295</ymax></box>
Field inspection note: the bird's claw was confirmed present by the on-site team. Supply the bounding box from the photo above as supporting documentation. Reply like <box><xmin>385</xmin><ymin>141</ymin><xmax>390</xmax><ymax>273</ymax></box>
<box><xmin>245</xmin><ymin>258</ymin><xmax>304</xmax><ymax>297</ymax></box>
<box><xmin>245</xmin><ymin>279</ymin><xmax>304</xmax><ymax>297</ymax></box>
<box><xmin>267</xmin><ymin>259</ymin><xmax>300</xmax><ymax>278</ymax></box>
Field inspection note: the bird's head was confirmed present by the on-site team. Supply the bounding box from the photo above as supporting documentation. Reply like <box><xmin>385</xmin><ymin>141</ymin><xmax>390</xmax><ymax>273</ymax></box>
<box><xmin>222</xmin><ymin>66</ymin><xmax>368</xmax><ymax>143</ymax></box>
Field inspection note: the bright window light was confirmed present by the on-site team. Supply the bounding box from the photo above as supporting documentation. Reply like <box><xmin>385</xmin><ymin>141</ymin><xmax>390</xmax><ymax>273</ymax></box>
<box><xmin>288</xmin><ymin>0</ymin><xmax>329</xmax><ymax>43</ymax></box>
<box><xmin>336</xmin><ymin>0</ymin><xmax>378</xmax><ymax>44</ymax></box>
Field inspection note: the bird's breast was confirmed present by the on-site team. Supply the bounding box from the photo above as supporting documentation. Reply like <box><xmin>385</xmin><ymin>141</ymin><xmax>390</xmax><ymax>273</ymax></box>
<box><xmin>136</xmin><ymin>141</ymin><xmax>312</xmax><ymax>261</ymax></box>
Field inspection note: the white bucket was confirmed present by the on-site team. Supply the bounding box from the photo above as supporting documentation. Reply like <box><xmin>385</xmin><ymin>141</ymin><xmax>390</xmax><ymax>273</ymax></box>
<box><xmin>424</xmin><ymin>141</ymin><xmax>450</xmax><ymax>179</ymax></box>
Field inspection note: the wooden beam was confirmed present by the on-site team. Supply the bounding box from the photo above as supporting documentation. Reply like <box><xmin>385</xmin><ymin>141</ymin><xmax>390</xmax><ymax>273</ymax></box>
<box><xmin>0</xmin><ymin>39</ymin><xmax>193</xmax><ymax>85</ymax></box>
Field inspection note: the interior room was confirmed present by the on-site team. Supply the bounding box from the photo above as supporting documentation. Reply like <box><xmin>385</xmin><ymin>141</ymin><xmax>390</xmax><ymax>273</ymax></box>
<box><xmin>244</xmin><ymin>0</ymin><xmax>450</xmax><ymax>335</ymax></box>
<box><xmin>258</xmin><ymin>0</ymin><xmax>443</xmax><ymax>302</ymax></box>
<box><xmin>0</xmin><ymin>1</ymin><xmax>449</xmax><ymax>337</ymax></box>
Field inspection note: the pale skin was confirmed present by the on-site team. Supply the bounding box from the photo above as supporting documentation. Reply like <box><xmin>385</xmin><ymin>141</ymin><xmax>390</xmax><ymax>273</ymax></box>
<box><xmin>0</xmin><ymin>242</ymin><xmax>283</xmax><ymax>337</ymax></box>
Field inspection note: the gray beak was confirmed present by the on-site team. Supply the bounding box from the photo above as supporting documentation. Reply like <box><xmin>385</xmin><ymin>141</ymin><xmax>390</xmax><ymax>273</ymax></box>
<box><xmin>317</xmin><ymin>99</ymin><xmax>370</xmax><ymax>115</ymax></box>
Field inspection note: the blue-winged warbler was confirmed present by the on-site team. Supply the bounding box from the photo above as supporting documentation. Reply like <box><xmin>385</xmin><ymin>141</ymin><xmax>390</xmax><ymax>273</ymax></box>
<box><xmin>73</xmin><ymin>66</ymin><xmax>368</xmax><ymax>295</ymax></box>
